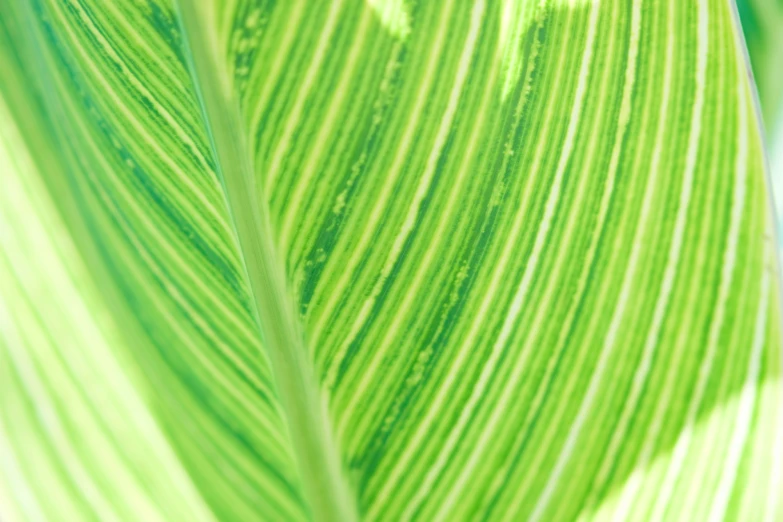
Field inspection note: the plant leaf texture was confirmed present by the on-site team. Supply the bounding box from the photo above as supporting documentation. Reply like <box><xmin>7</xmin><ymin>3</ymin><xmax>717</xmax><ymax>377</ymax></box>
<box><xmin>0</xmin><ymin>0</ymin><xmax>781</xmax><ymax>520</ymax></box>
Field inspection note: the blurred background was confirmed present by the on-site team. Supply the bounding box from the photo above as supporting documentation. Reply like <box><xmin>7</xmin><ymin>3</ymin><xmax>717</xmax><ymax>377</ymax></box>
<box><xmin>737</xmin><ymin>0</ymin><xmax>783</xmax><ymax>239</ymax></box>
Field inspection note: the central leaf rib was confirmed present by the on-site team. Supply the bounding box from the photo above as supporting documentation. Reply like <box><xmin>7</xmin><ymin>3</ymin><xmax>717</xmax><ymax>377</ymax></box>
<box><xmin>176</xmin><ymin>3</ymin><xmax>358</xmax><ymax>521</ymax></box>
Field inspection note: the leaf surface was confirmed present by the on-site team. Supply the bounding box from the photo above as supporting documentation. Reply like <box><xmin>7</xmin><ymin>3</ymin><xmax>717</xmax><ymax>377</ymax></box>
<box><xmin>736</xmin><ymin>0</ymin><xmax>783</xmax><ymax>128</ymax></box>
<box><xmin>0</xmin><ymin>0</ymin><xmax>781</xmax><ymax>521</ymax></box>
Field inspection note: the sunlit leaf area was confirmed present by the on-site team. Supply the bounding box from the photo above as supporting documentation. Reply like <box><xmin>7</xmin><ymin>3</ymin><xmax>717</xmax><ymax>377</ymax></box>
<box><xmin>1</xmin><ymin>0</ymin><xmax>782</xmax><ymax>520</ymax></box>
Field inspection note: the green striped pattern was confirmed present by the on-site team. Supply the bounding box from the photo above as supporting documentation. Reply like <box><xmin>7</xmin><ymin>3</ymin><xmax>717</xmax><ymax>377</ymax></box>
<box><xmin>736</xmin><ymin>0</ymin><xmax>783</xmax><ymax>129</ymax></box>
<box><xmin>0</xmin><ymin>81</ymin><xmax>217</xmax><ymax>522</ymax></box>
<box><xmin>1</xmin><ymin>0</ymin><xmax>781</xmax><ymax>520</ymax></box>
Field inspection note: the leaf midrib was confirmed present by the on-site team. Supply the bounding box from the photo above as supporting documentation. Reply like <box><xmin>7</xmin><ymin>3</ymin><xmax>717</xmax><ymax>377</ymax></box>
<box><xmin>175</xmin><ymin>3</ymin><xmax>358</xmax><ymax>521</ymax></box>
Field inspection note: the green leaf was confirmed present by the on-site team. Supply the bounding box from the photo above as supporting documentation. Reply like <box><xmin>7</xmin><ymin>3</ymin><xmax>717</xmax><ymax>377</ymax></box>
<box><xmin>736</xmin><ymin>0</ymin><xmax>783</xmax><ymax>253</ymax></box>
<box><xmin>736</xmin><ymin>0</ymin><xmax>783</xmax><ymax>129</ymax></box>
<box><xmin>1</xmin><ymin>0</ymin><xmax>781</xmax><ymax>521</ymax></box>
